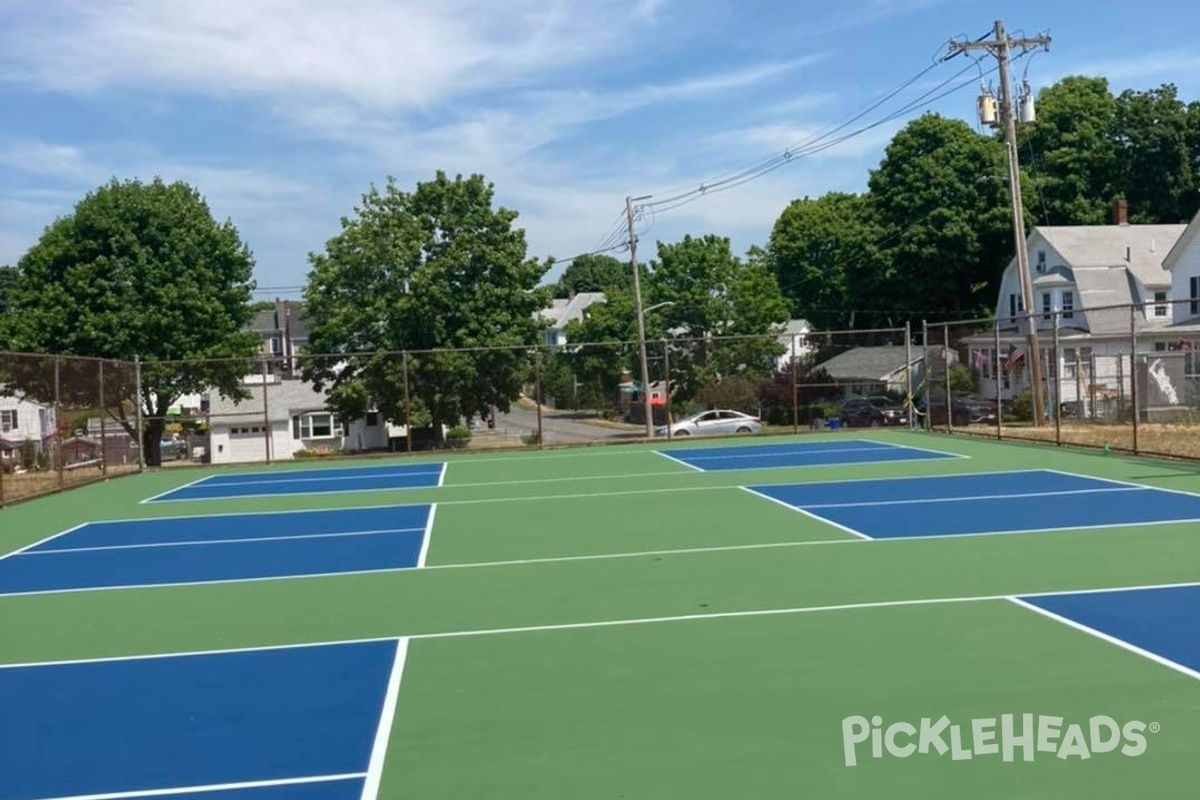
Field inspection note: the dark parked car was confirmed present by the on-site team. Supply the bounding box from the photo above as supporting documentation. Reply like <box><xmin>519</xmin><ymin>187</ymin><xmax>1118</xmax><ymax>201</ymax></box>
<box><xmin>839</xmin><ymin>396</ymin><xmax>908</xmax><ymax>427</ymax></box>
<box><xmin>920</xmin><ymin>392</ymin><xmax>999</xmax><ymax>425</ymax></box>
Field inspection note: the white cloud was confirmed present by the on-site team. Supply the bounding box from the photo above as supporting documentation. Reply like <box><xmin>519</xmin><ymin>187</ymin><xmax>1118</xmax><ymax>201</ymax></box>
<box><xmin>1060</xmin><ymin>50</ymin><xmax>1200</xmax><ymax>85</ymax></box>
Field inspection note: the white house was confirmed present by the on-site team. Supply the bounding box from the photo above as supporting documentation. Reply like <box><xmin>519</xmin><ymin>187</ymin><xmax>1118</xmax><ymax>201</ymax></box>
<box><xmin>537</xmin><ymin>291</ymin><xmax>607</xmax><ymax>347</ymax></box>
<box><xmin>0</xmin><ymin>393</ymin><xmax>55</xmax><ymax>469</ymax></box>
<box><xmin>775</xmin><ymin>318</ymin><xmax>814</xmax><ymax>371</ymax></box>
<box><xmin>205</xmin><ymin>376</ymin><xmax>391</xmax><ymax>464</ymax></box>
<box><xmin>965</xmin><ymin>202</ymin><xmax>1189</xmax><ymax>418</ymax></box>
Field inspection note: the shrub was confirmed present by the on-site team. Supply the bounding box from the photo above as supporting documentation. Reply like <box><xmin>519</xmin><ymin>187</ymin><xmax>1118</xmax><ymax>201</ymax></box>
<box><xmin>446</xmin><ymin>425</ymin><xmax>472</xmax><ymax>449</ymax></box>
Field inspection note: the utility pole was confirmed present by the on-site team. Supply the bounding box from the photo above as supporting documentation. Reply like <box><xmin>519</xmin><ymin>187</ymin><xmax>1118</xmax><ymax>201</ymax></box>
<box><xmin>951</xmin><ymin>20</ymin><xmax>1050</xmax><ymax>426</ymax></box>
<box><xmin>627</xmin><ymin>195</ymin><xmax>655</xmax><ymax>438</ymax></box>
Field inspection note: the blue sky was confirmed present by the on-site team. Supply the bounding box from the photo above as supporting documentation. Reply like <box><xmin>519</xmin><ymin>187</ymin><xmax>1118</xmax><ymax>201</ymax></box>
<box><xmin>2</xmin><ymin>0</ymin><xmax>1198</xmax><ymax>298</ymax></box>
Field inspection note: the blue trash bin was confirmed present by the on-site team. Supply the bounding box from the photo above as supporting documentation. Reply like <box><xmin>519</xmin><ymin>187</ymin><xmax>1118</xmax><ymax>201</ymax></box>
<box><xmin>829</xmin><ymin>417</ymin><xmax>841</xmax><ymax>431</ymax></box>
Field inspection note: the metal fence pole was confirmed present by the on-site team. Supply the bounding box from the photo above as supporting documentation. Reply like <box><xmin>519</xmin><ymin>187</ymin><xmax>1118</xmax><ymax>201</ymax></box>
<box><xmin>663</xmin><ymin>340</ymin><xmax>673</xmax><ymax>440</ymax></box>
<box><xmin>993</xmin><ymin>322</ymin><xmax>1003</xmax><ymax>440</ymax></box>
<box><xmin>55</xmin><ymin>356</ymin><xmax>63</xmax><ymax>489</ymax></box>
<box><xmin>921</xmin><ymin>321</ymin><xmax>930</xmax><ymax>431</ymax></box>
<box><xmin>534</xmin><ymin>349</ymin><xmax>544</xmax><ymax>449</ymax></box>
<box><xmin>99</xmin><ymin>360</ymin><xmax>108</xmax><ymax>477</ymax></box>
<box><xmin>261</xmin><ymin>357</ymin><xmax>271</xmax><ymax>463</ymax></box>
<box><xmin>1052</xmin><ymin>314</ymin><xmax>1061</xmax><ymax>447</ymax></box>
<box><xmin>402</xmin><ymin>351</ymin><xmax>412</xmax><ymax>455</ymax></box>
<box><xmin>134</xmin><ymin>356</ymin><xmax>144</xmax><ymax>472</ymax></box>
<box><xmin>904</xmin><ymin>322</ymin><xmax>913</xmax><ymax>430</ymax></box>
<box><xmin>1130</xmin><ymin>305</ymin><xmax>1140</xmax><ymax>454</ymax></box>
<box><xmin>791</xmin><ymin>334</ymin><xmax>800</xmax><ymax>434</ymax></box>
<box><xmin>943</xmin><ymin>323</ymin><xmax>953</xmax><ymax>433</ymax></box>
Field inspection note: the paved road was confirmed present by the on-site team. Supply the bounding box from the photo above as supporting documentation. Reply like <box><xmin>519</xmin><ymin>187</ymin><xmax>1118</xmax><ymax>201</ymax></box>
<box><xmin>488</xmin><ymin>404</ymin><xmax>642</xmax><ymax>446</ymax></box>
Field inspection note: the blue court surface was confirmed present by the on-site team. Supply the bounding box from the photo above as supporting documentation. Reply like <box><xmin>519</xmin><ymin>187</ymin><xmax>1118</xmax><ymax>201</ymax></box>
<box><xmin>0</xmin><ymin>639</ymin><xmax>403</xmax><ymax>800</ymax></box>
<box><xmin>146</xmin><ymin>461</ymin><xmax>447</xmax><ymax>503</ymax></box>
<box><xmin>1018</xmin><ymin>584</ymin><xmax>1200</xmax><ymax>677</ymax></box>
<box><xmin>746</xmin><ymin>469</ymin><xmax>1200</xmax><ymax>539</ymax></box>
<box><xmin>657</xmin><ymin>439</ymin><xmax>962</xmax><ymax>472</ymax></box>
<box><xmin>0</xmin><ymin>504</ymin><xmax>434</xmax><ymax>596</ymax></box>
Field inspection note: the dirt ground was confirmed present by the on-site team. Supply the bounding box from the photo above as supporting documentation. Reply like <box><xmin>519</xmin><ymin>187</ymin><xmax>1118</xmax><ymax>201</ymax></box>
<box><xmin>954</xmin><ymin>421</ymin><xmax>1200</xmax><ymax>460</ymax></box>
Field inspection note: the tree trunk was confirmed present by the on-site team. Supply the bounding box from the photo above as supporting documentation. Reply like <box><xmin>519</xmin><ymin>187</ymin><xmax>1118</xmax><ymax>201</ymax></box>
<box><xmin>143</xmin><ymin>416</ymin><xmax>166</xmax><ymax>467</ymax></box>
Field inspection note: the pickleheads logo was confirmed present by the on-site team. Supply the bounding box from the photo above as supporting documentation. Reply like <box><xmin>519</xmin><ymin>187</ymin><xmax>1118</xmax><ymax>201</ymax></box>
<box><xmin>841</xmin><ymin>714</ymin><xmax>1158</xmax><ymax>767</ymax></box>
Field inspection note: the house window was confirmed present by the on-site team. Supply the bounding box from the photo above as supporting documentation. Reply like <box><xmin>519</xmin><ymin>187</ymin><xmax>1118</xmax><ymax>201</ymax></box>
<box><xmin>1191</xmin><ymin>277</ymin><xmax>1199</xmax><ymax>316</ymax></box>
<box><xmin>270</xmin><ymin>336</ymin><xmax>283</xmax><ymax>355</ymax></box>
<box><xmin>366</xmin><ymin>411</ymin><xmax>379</xmax><ymax>427</ymax></box>
<box><xmin>1042</xmin><ymin>292</ymin><xmax>1053</xmax><ymax>321</ymax></box>
<box><xmin>1036</xmin><ymin>250</ymin><xmax>1046</xmax><ymax>271</ymax></box>
<box><xmin>1154</xmin><ymin>291</ymin><xmax>1168</xmax><ymax>317</ymax></box>
<box><xmin>292</xmin><ymin>412</ymin><xmax>336</xmax><ymax>439</ymax></box>
<box><xmin>1061</xmin><ymin>291</ymin><xmax>1074</xmax><ymax>320</ymax></box>
<box><xmin>0</xmin><ymin>410</ymin><xmax>16</xmax><ymax>432</ymax></box>
<box><xmin>1008</xmin><ymin>293</ymin><xmax>1023</xmax><ymax>320</ymax></box>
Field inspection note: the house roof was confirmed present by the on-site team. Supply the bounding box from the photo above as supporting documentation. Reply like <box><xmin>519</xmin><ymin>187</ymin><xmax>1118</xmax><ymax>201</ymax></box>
<box><xmin>1163</xmin><ymin>210</ymin><xmax>1200</xmax><ymax>272</ymax></box>
<box><xmin>537</xmin><ymin>292</ymin><xmax>606</xmax><ymax>331</ymax></box>
<box><xmin>814</xmin><ymin>345</ymin><xmax>935</xmax><ymax>381</ymax></box>
<box><xmin>206</xmin><ymin>378</ymin><xmax>329</xmax><ymax>424</ymax></box>
<box><xmin>249</xmin><ymin>300</ymin><xmax>310</xmax><ymax>342</ymax></box>
<box><xmin>1038</xmin><ymin>224</ymin><xmax>1185</xmax><ymax>288</ymax></box>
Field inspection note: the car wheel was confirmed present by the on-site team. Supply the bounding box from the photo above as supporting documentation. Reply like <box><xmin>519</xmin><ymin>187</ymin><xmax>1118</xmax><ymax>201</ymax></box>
<box><xmin>736</xmin><ymin>426</ymin><xmax>752</xmax><ymax>434</ymax></box>
<box><xmin>675</xmin><ymin>430</ymin><xmax>690</xmax><ymax>436</ymax></box>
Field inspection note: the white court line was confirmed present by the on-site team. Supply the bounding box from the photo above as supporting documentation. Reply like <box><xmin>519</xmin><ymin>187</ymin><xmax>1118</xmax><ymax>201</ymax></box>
<box><xmin>653</xmin><ymin>449</ymin><xmax>706</xmax><ymax>472</ymax></box>
<box><xmin>9</xmin><ymin>579</ymin><xmax>1200</xmax><ymax>671</ymax></box>
<box><xmin>361</xmin><ymin>638</ymin><xmax>409</xmax><ymax>800</ymax></box>
<box><xmin>19</xmin><ymin>527</ymin><xmax>428</xmax><ymax>557</ymax></box>
<box><xmin>738</xmin><ymin>486</ymin><xmax>871</xmax><ymax>540</ymax></box>
<box><xmin>437</xmin><ymin>462</ymin><xmax>448</xmax><ymax>487</ymax></box>
<box><xmin>84</xmin><ymin>502</ymin><xmax>433</xmax><ymax>527</ymax></box>
<box><xmin>877</xmin><ymin>440</ymin><xmax>972</xmax><ymax>460</ymax></box>
<box><xmin>1008</xmin><ymin>596</ymin><xmax>1200</xmax><ymax>682</ymax></box>
<box><xmin>676</xmin><ymin>453</ymin><xmax>966</xmax><ymax>473</ymax></box>
<box><xmin>139</xmin><ymin>475</ymin><xmax>213</xmax><ymax>505</ymax></box>
<box><xmin>32</xmin><ymin>773</ymin><xmax>367</xmax><ymax>800</ymax></box>
<box><xmin>1042</xmin><ymin>468</ymin><xmax>1200</xmax><ymax>499</ymax></box>
<box><xmin>674</xmin><ymin>444</ymin><xmax>907</xmax><ymax>462</ymax></box>
<box><xmin>416</xmin><ymin>505</ymin><xmax>437</xmax><ymax>569</ymax></box>
<box><xmin>0</xmin><ymin>524</ymin><xmax>88</xmax><ymax>563</ymax></box>
<box><xmin>801</xmin><ymin>486</ymin><xmax>1143</xmax><ymax>510</ymax></box>
<box><xmin>198</xmin><ymin>470</ymin><xmax>443</xmax><ymax>489</ymax></box>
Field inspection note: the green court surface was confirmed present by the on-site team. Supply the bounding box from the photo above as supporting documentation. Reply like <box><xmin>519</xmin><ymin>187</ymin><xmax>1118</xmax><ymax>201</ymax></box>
<box><xmin>2</xmin><ymin>430</ymin><xmax>1199</xmax><ymax>798</ymax></box>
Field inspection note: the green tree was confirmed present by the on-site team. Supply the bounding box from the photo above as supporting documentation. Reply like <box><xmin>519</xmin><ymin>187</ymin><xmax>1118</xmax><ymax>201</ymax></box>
<box><xmin>648</xmin><ymin>235</ymin><xmax>788</xmax><ymax>400</ymax></box>
<box><xmin>553</xmin><ymin>253</ymin><xmax>631</xmax><ymax>298</ymax></box>
<box><xmin>2</xmin><ymin>178</ymin><xmax>260</xmax><ymax>465</ymax></box>
<box><xmin>1023</xmin><ymin>76</ymin><xmax>1120</xmax><ymax>225</ymax></box>
<box><xmin>0</xmin><ymin>265</ymin><xmax>16</xmax><ymax>317</ymax></box>
<box><xmin>868</xmin><ymin>113</ymin><xmax>1012</xmax><ymax>322</ymax></box>
<box><xmin>768</xmin><ymin>192</ymin><xmax>884</xmax><ymax>329</ymax></box>
<box><xmin>1114</xmin><ymin>84</ymin><xmax>1196</xmax><ymax>222</ymax></box>
<box><xmin>302</xmin><ymin>172</ymin><xmax>549</xmax><ymax>446</ymax></box>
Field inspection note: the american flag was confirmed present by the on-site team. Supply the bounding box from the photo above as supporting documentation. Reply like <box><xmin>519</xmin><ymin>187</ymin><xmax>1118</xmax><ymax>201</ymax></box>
<box><xmin>1004</xmin><ymin>344</ymin><xmax>1025</xmax><ymax>374</ymax></box>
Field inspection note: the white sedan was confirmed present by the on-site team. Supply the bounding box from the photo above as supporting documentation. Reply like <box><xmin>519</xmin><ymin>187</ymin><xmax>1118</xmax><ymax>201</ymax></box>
<box><xmin>656</xmin><ymin>409</ymin><xmax>763</xmax><ymax>437</ymax></box>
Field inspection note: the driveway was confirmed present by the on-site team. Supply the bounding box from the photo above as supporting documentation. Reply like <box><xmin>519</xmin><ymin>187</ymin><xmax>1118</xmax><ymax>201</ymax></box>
<box><xmin>489</xmin><ymin>404</ymin><xmax>641</xmax><ymax>446</ymax></box>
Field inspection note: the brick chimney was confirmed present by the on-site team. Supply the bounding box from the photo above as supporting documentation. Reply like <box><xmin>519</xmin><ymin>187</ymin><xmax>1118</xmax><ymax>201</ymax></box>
<box><xmin>1113</xmin><ymin>198</ymin><xmax>1128</xmax><ymax>226</ymax></box>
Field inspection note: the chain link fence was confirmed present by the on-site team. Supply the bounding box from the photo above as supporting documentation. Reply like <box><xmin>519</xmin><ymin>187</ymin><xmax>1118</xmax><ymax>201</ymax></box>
<box><xmin>5</xmin><ymin>297</ymin><xmax>1200</xmax><ymax>505</ymax></box>
<box><xmin>0</xmin><ymin>352</ymin><xmax>142</xmax><ymax>506</ymax></box>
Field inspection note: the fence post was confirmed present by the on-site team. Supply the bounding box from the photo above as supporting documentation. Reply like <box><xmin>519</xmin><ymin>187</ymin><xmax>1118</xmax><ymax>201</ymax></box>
<box><xmin>55</xmin><ymin>356</ymin><xmax>63</xmax><ymax>489</ymax></box>
<box><xmin>260</xmin><ymin>357</ymin><xmax>271</xmax><ymax>464</ymax></box>
<box><xmin>943</xmin><ymin>323</ymin><xmax>953</xmax><ymax>433</ymax></box>
<box><xmin>534</xmin><ymin>349</ymin><xmax>544</xmax><ymax>449</ymax></box>
<box><xmin>663</xmin><ymin>340</ymin><xmax>673</xmax><ymax>440</ymax></box>
<box><xmin>921</xmin><ymin>321</ymin><xmax>930</xmax><ymax>431</ymax></box>
<box><xmin>99</xmin><ymin>359</ymin><xmax>108</xmax><ymax>478</ymax></box>
<box><xmin>993</xmin><ymin>321</ymin><xmax>1003</xmax><ymax>440</ymax></box>
<box><xmin>1130</xmin><ymin>305</ymin><xmax>1139</xmax><ymax>454</ymax></box>
<box><xmin>791</xmin><ymin>334</ymin><xmax>800</xmax><ymax>434</ymax></box>
<box><xmin>1052</xmin><ymin>314</ymin><xmax>1061</xmax><ymax>447</ymax></box>
<box><xmin>402</xmin><ymin>351</ymin><xmax>412</xmax><ymax>455</ymax></box>
<box><xmin>134</xmin><ymin>356</ymin><xmax>144</xmax><ymax>472</ymax></box>
<box><xmin>904</xmin><ymin>322</ymin><xmax>913</xmax><ymax>430</ymax></box>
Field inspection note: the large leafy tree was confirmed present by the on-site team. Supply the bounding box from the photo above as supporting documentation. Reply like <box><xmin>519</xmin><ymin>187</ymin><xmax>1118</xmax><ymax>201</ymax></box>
<box><xmin>553</xmin><ymin>253</ymin><xmax>631</xmax><ymax>298</ymax></box>
<box><xmin>2</xmin><ymin>178</ymin><xmax>260</xmax><ymax>465</ymax></box>
<box><xmin>1022</xmin><ymin>76</ymin><xmax>1120</xmax><ymax>225</ymax></box>
<box><xmin>868</xmin><ymin>113</ymin><xmax>1012</xmax><ymax>322</ymax></box>
<box><xmin>648</xmin><ymin>235</ymin><xmax>788</xmax><ymax>401</ymax></box>
<box><xmin>1114</xmin><ymin>84</ymin><xmax>1195</xmax><ymax>222</ymax></box>
<box><xmin>0</xmin><ymin>265</ymin><xmax>16</xmax><ymax>316</ymax></box>
<box><xmin>768</xmin><ymin>192</ymin><xmax>886</xmax><ymax>329</ymax></box>
<box><xmin>302</xmin><ymin>172</ymin><xmax>549</xmax><ymax>445</ymax></box>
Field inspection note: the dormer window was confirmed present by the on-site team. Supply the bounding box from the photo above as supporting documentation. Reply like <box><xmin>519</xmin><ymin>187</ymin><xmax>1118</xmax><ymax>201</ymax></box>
<box><xmin>1154</xmin><ymin>291</ymin><xmax>1168</xmax><ymax>318</ymax></box>
<box><xmin>1062</xmin><ymin>291</ymin><xmax>1074</xmax><ymax>320</ymax></box>
<box><xmin>1036</xmin><ymin>250</ymin><xmax>1047</xmax><ymax>272</ymax></box>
